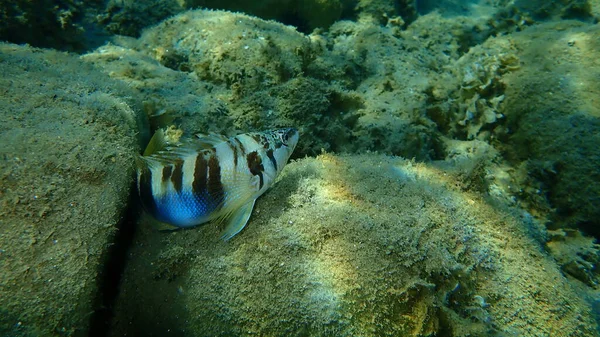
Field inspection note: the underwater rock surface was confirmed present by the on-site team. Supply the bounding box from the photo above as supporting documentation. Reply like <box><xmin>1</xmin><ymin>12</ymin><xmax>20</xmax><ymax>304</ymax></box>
<box><xmin>85</xmin><ymin>9</ymin><xmax>454</xmax><ymax>159</ymax></box>
<box><xmin>0</xmin><ymin>0</ymin><xmax>108</xmax><ymax>52</ymax></box>
<box><xmin>0</xmin><ymin>43</ymin><xmax>144</xmax><ymax>336</ymax></box>
<box><xmin>501</xmin><ymin>21</ymin><xmax>600</xmax><ymax>238</ymax></box>
<box><xmin>99</xmin><ymin>0</ymin><xmax>417</xmax><ymax>37</ymax></box>
<box><xmin>2</xmin><ymin>0</ymin><xmax>598</xmax><ymax>52</ymax></box>
<box><xmin>84</xmin><ymin>8</ymin><xmax>600</xmax><ymax>232</ymax></box>
<box><xmin>110</xmin><ymin>153</ymin><xmax>596</xmax><ymax>336</ymax></box>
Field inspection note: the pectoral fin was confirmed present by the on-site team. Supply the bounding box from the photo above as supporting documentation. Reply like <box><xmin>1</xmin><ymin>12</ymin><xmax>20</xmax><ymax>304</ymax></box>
<box><xmin>220</xmin><ymin>199</ymin><xmax>256</xmax><ymax>241</ymax></box>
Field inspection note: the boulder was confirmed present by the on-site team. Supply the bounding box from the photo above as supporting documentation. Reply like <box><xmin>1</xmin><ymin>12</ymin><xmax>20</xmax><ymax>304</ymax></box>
<box><xmin>0</xmin><ymin>43</ymin><xmax>146</xmax><ymax>336</ymax></box>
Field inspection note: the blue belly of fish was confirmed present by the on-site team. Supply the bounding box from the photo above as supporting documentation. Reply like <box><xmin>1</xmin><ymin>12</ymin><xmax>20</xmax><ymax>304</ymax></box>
<box><xmin>153</xmin><ymin>191</ymin><xmax>219</xmax><ymax>227</ymax></box>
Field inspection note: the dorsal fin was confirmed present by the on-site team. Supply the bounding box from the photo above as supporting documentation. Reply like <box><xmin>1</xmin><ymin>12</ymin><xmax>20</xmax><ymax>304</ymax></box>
<box><xmin>141</xmin><ymin>131</ymin><xmax>214</xmax><ymax>163</ymax></box>
<box><xmin>143</xmin><ymin>129</ymin><xmax>168</xmax><ymax>156</ymax></box>
<box><xmin>155</xmin><ymin>144</ymin><xmax>199</xmax><ymax>160</ymax></box>
<box><xmin>194</xmin><ymin>133</ymin><xmax>229</xmax><ymax>147</ymax></box>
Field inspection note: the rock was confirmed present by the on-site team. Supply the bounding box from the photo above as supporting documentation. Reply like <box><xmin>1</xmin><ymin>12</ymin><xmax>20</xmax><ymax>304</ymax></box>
<box><xmin>98</xmin><ymin>0</ymin><xmax>418</xmax><ymax>37</ymax></box>
<box><xmin>0</xmin><ymin>43</ymin><xmax>146</xmax><ymax>336</ymax></box>
<box><xmin>422</xmin><ymin>19</ymin><xmax>600</xmax><ymax>241</ymax></box>
<box><xmin>499</xmin><ymin>21</ymin><xmax>600</xmax><ymax>238</ymax></box>
<box><xmin>109</xmin><ymin>153</ymin><xmax>597</xmax><ymax>337</ymax></box>
<box><xmin>99</xmin><ymin>0</ymin><xmax>184</xmax><ymax>37</ymax></box>
<box><xmin>513</xmin><ymin>0</ymin><xmax>594</xmax><ymax>20</ymax></box>
<box><xmin>0</xmin><ymin>0</ymin><xmax>108</xmax><ymax>52</ymax></box>
<box><xmin>86</xmin><ymin>9</ymin><xmax>451</xmax><ymax>159</ymax></box>
<box><xmin>547</xmin><ymin>229</ymin><xmax>600</xmax><ymax>288</ymax></box>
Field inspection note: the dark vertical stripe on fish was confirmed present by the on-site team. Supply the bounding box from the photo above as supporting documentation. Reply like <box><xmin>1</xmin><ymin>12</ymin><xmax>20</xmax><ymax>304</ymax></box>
<box><xmin>171</xmin><ymin>159</ymin><xmax>184</xmax><ymax>192</ymax></box>
<box><xmin>228</xmin><ymin>139</ymin><xmax>238</xmax><ymax>167</ymax></box>
<box><xmin>162</xmin><ymin>165</ymin><xmax>172</xmax><ymax>182</ymax></box>
<box><xmin>266</xmin><ymin>149</ymin><xmax>277</xmax><ymax>171</ymax></box>
<box><xmin>207</xmin><ymin>153</ymin><xmax>224</xmax><ymax>204</ymax></box>
<box><xmin>138</xmin><ymin>166</ymin><xmax>156</xmax><ymax>213</ymax></box>
<box><xmin>192</xmin><ymin>154</ymin><xmax>208</xmax><ymax>195</ymax></box>
<box><xmin>251</xmin><ymin>134</ymin><xmax>262</xmax><ymax>144</ymax></box>
<box><xmin>247</xmin><ymin>151</ymin><xmax>264</xmax><ymax>190</ymax></box>
<box><xmin>234</xmin><ymin>137</ymin><xmax>246</xmax><ymax>155</ymax></box>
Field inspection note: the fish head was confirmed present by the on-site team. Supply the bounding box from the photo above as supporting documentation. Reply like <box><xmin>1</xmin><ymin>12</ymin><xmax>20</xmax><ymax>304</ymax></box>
<box><xmin>271</xmin><ymin>128</ymin><xmax>299</xmax><ymax>172</ymax></box>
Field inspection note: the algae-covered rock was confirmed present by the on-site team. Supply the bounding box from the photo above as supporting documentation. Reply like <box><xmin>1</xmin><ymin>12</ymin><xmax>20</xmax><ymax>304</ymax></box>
<box><xmin>309</xmin><ymin>13</ymin><xmax>491</xmax><ymax>158</ymax></box>
<box><xmin>85</xmin><ymin>8</ymin><xmax>600</xmax><ymax>241</ymax></box>
<box><xmin>594</xmin><ymin>0</ymin><xmax>600</xmax><ymax>17</ymax></box>
<box><xmin>0</xmin><ymin>43</ymin><xmax>146</xmax><ymax>336</ymax></box>
<box><xmin>109</xmin><ymin>153</ymin><xmax>596</xmax><ymax>337</ymax></box>
<box><xmin>495</xmin><ymin>21</ymin><xmax>600</xmax><ymax>238</ymax></box>
<box><xmin>138</xmin><ymin>10</ymin><xmax>312</xmax><ymax>93</ymax></box>
<box><xmin>424</xmin><ymin>33</ymin><xmax>520</xmax><ymax>141</ymax></box>
<box><xmin>187</xmin><ymin>0</ymin><xmax>347</xmax><ymax>33</ymax></box>
<box><xmin>81</xmin><ymin>38</ymin><xmax>230</xmax><ymax>137</ymax></box>
<box><xmin>99</xmin><ymin>0</ymin><xmax>184</xmax><ymax>37</ymax></box>
<box><xmin>85</xmin><ymin>9</ymin><xmax>442</xmax><ymax>159</ymax></box>
<box><xmin>99</xmin><ymin>0</ymin><xmax>348</xmax><ymax>36</ymax></box>
<box><xmin>417</xmin><ymin>18</ymin><xmax>600</xmax><ymax>310</ymax></box>
<box><xmin>85</xmin><ymin>10</ymin><xmax>329</xmax><ymax>149</ymax></box>
<box><xmin>547</xmin><ymin>229</ymin><xmax>600</xmax><ymax>288</ymax></box>
<box><xmin>514</xmin><ymin>0</ymin><xmax>594</xmax><ymax>20</ymax></box>
<box><xmin>0</xmin><ymin>0</ymin><xmax>108</xmax><ymax>52</ymax></box>
<box><xmin>86</xmin><ymin>8</ymin><xmax>528</xmax><ymax>160</ymax></box>
<box><xmin>420</xmin><ymin>19</ymin><xmax>600</xmax><ymax>242</ymax></box>
<box><xmin>98</xmin><ymin>0</ymin><xmax>417</xmax><ymax>37</ymax></box>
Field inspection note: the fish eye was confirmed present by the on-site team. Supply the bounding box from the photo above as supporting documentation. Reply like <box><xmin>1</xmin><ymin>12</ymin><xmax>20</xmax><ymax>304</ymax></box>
<box><xmin>276</xmin><ymin>130</ymin><xmax>288</xmax><ymax>146</ymax></box>
<box><xmin>276</xmin><ymin>128</ymin><xmax>296</xmax><ymax>147</ymax></box>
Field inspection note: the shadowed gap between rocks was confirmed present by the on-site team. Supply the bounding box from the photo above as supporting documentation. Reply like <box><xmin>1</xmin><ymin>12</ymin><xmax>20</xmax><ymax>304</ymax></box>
<box><xmin>89</xmin><ymin>182</ymin><xmax>139</xmax><ymax>337</ymax></box>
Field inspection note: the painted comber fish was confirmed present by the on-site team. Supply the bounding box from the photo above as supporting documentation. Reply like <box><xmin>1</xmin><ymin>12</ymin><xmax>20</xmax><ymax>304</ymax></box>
<box><xmin>137</xmin><ymin>128</ymin><xmax>299</xmax><ymax>240</ymax></box>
